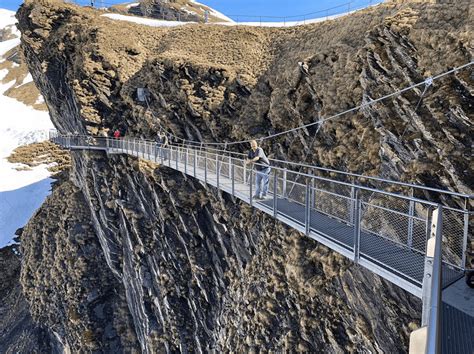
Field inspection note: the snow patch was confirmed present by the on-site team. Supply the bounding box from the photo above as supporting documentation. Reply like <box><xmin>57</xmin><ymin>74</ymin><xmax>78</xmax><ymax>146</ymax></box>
<box><xmin>35</xmin><ymin>95</ymin><xmax>45</xmax><ymax>105</ymax></box>
<box><xmin>126</xmin><ymin>2</ymin><xmax>140</xmax><ymax>9</ymax></box>
<box><xmin>21</xmin><ymin>73</ymin><xmax>33</xmax><ymax>85</ymax></box>
<box><xmin>0</xmin><ymin>9</ymin><xmax>16</xmax><ymax>29</ymax></box>
<box><xmin>0</xmin><ymin>37</ymin><xmax>20</xmax><ymax>56</ymax></box>
<box><xmin>0</xmin><ymin>68</ymin><xmax>7</xmax><ymax>81</ymax></box>
<box><xmin>102</xmin><ymin>13</ymin><xmax>191</xmax><ymax>27</ymax></box>
<box><xmin>180</xmin><ymin>7</ymin><xmax>197</xmax><ymax>16</ymax></box>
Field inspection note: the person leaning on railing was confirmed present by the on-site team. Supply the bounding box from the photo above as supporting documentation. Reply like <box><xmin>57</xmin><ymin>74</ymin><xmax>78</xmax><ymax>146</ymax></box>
<box><xmin>156</xmin><ymin>133</ymin><xmax>169</xmax><ymax>159</ymax></box>
<box><xmin>245</xmin><ymin>140</ymin><xmax>271</xmax><ymax>200</ymax></box>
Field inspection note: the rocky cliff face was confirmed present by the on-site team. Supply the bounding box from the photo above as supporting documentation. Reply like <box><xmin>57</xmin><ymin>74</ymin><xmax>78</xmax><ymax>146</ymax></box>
<box><xmin>0</xmin><ymin>245</ymin><xmax>59</xmax><ymax>353</ymax></box>
<box><xmin>14</xmin><ymin>0</ymin><xmax>472</xmax><ymax>352</ymax></box>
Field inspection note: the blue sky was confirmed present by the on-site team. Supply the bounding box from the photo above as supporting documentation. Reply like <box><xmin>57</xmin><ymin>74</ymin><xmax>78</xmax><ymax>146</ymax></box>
<box><xmin>1</xmin><ymin>0</ymin><xmax>380</xmax><ymax>21</ymax></box>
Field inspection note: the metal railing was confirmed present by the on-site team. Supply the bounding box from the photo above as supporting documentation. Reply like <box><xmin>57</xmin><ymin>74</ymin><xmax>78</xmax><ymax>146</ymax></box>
<box><xmin>50</xmin><ymin>133</ymin><xmax>471</xmax><ymax>281</ymax></box>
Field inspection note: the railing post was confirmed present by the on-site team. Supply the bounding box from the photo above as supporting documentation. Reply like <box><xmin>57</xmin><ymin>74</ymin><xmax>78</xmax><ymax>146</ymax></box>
<box><xmin>350</xmin><ymin>186</ymin><xmax>356</xmax><ymax>224</ymax></box>
<box><xmin>305</xmin><ymin>180</ymin><xmax>311</xmax><ymax>236</ymax></box>
<box><xmin>249</xmin><ymin>168</ymin><xmax>253</xmax><ymax>206</ymax></box>
<box><xmin>415</xmin><ymin>205</ymin><xmax>443</xmax><ymax>354</ymax></box>
<box><xmin>216</xmin><ymin>157</ymin><xmax>220</xmax><ymax>189</ymax></box>
<box><xmin>231</xmin><ymin>161</ymin><xmax>235</xmax><ymax>197</ymax></box>
<box><xmin>185</xmin><ymin>148</ymin><xmax>188</xmax><ymax>174</ymax></box>
<box><xmin>282</xmin><ymin>168</ymin><xmax>287</xmax><ymax>198</ymax></box>
<box><xmin>193</xmin><ymin>150</ymin><xmax>197</xmax><ymax>178</ymax></box>
<box><xmin>166</xmin><ymin>147</ymin><xmax>170</xmax><ymax>167</ymax></box>
<box><xmin>243</xmin><ymin>162</ymin><xmax>247</xmax><ymax>184</ymax></box>
<box><xmin>408</xmin><ymin>188</ymin><xmax>415</xmax><ymax>248</ymax></box>
<box><xmin>421</xmin><ymin>207</ymin><xmax>435</xmax><ymax>325</ymax></box>
<box><xmin>353</xmin><ymin>189</ymin><xmax>361</xmax><ymax>262</ymax></box>
<box><xmin>461</xmin><ymin>211</ymin><xmax>469</xmax><ymax>270</ymax></box>
<box><xmin>273</xmin><ymin>169</ymin><xmax>278</xmax><ymax>218</ymax></box>
<box><xmin>175</xmin><ymin>148</ymin><xmax>179</xmax><ymax>170</ymax></box>
<box><xmin>204</xmin><ymin>155</ymin><xmax>208</xmax><ymax>184</ymax></box>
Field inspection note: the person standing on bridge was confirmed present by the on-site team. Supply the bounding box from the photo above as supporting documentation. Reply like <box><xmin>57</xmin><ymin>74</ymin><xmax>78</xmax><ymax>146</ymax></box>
<box><xmin>245</xmin><ymin>140</ymin><xmax>271</xmax><ymax>200</ymax></box>
<box><xmin>156</xmin><ymin>132</ymin><xmax>169</xmax><ymax>159</ymax></box>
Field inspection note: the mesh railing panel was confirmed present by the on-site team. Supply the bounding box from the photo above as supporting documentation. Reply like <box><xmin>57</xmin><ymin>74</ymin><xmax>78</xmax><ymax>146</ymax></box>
<box><xmin>314</xmin><ymin>189</ymin><xmax>352</xmax><ymax>223</ymax></box>
<box><xmin>360</xmin><ymin>202</ymin><xmax>427</xmax><ymax>253</ymax></box>
<box><xmin>286</xmin><ymin>181</ymin><xmax>306</xmax><ymax>205</ymax></box>
<box><xmin>219</xmin><ymin>156</ymin><xmax>231</xmax><ymax>179</ymax></box>
<box><xmin>442</xmin><ymin>208</ymin><xmax>467</xmax><ymax>269</ymax></box>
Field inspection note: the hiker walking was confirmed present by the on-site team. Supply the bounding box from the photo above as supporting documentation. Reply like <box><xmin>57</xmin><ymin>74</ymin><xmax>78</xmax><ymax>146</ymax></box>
<box><xmin>113</xmin><ymin>129</ymin><xmax>121</xmax><ymax>138</ymax></box>
<box><xmin>245</xmin><ymin>140</ymin><xmax>271</xmax><ymax>200</ymax></box>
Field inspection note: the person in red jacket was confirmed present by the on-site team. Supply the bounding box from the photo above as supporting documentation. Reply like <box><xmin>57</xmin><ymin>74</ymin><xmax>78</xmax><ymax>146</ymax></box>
<box><xmin>113</xmin><ymin>129</ymin><xmax>121</xmax><ymax>138</ymax></box>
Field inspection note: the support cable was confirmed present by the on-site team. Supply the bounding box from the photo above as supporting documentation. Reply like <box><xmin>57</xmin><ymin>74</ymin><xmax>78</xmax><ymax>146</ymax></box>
<box><xmin>141</xmin><ymin>61</ymin><xmax>473</xmax><ymax>147</ymax></box>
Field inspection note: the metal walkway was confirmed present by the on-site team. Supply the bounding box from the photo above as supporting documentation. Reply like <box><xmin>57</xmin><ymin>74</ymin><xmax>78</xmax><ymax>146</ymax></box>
<box><xmin>51</xmin><ymin>134</ymin><xmax>473</xmax><ymax>353</ymax></box>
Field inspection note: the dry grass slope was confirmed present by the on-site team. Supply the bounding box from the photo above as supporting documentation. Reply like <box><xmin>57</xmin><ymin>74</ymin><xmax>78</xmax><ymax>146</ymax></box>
<box><xmin>7</xmin><ymin>141</ymin><xmax>71</xmax><ymax>173</ymax></box>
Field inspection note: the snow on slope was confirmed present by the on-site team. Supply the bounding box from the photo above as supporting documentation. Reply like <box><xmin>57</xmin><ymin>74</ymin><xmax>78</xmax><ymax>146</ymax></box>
<box><xmin>104</xmin><ymin>1</ymin><xmax>382</xmax><ymax>28</ymax></box>
<box><xmin>103</xmin><ymin>13</ymin><xmax>189</xmax><ymax>27</ymax></box>
<box><xmin>190</xmin><ymin>0</ymin><xmax>234</xmax><ymax>23</ymax></box>
<box><xmin>102</xmin><ymin>4</ymin><xmax>369</xmax><ymax>28</ymax></box>
<box><xmin>0</xmin><ymin>9</ymin><xmax>54</xmax><ymax>248</ymax></box>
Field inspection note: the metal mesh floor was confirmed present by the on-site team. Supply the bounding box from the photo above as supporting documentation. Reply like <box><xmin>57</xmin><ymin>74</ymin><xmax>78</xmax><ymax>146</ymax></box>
<box><xmin>442</xmin><ymin>301</ymin><xmax>474</xmax><ymax>354</ymax></box>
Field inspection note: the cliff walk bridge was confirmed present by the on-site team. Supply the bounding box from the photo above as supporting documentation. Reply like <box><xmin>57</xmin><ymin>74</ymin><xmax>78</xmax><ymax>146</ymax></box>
<box><xmin>51</xmin><ymin>132</ymin><xmax>473</xmax><ymax>353</ymax></box>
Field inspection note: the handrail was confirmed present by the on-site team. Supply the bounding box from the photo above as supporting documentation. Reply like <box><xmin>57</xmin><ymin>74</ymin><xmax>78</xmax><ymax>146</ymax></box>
<box><xmin>53</xmin><ymin>133</ymin><xmax>474</xmax><ymax>201</ymax></box>
<box><xmin>175</xmin><ymin>143</ymin><xmax>474</xmax><ymax>200</ymax></box>
<box><xmin>51</xmin><ymin>133</ymin><xmax>460</xmax><ymax>208</ymax></box>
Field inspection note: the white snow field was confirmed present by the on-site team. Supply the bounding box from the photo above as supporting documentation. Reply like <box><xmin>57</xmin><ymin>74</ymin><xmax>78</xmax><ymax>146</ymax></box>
<box><xmin>0</xmin><ymin>9</ymin><xmax>55</xmax><ymax>248</ymax></box>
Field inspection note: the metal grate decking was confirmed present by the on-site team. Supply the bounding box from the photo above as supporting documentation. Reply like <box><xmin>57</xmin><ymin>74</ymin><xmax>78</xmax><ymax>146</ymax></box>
<box><xmin>442</xmin><ymin>302</ymin><xmax>474</xmax><ymax>354</ymax></box>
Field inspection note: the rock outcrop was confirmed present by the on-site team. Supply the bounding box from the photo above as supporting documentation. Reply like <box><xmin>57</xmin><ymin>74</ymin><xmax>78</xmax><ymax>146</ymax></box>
<box><xmin>13</xmin><ymin>0</ymin><xmax>472</xmax><ymax>352</ymax></box>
